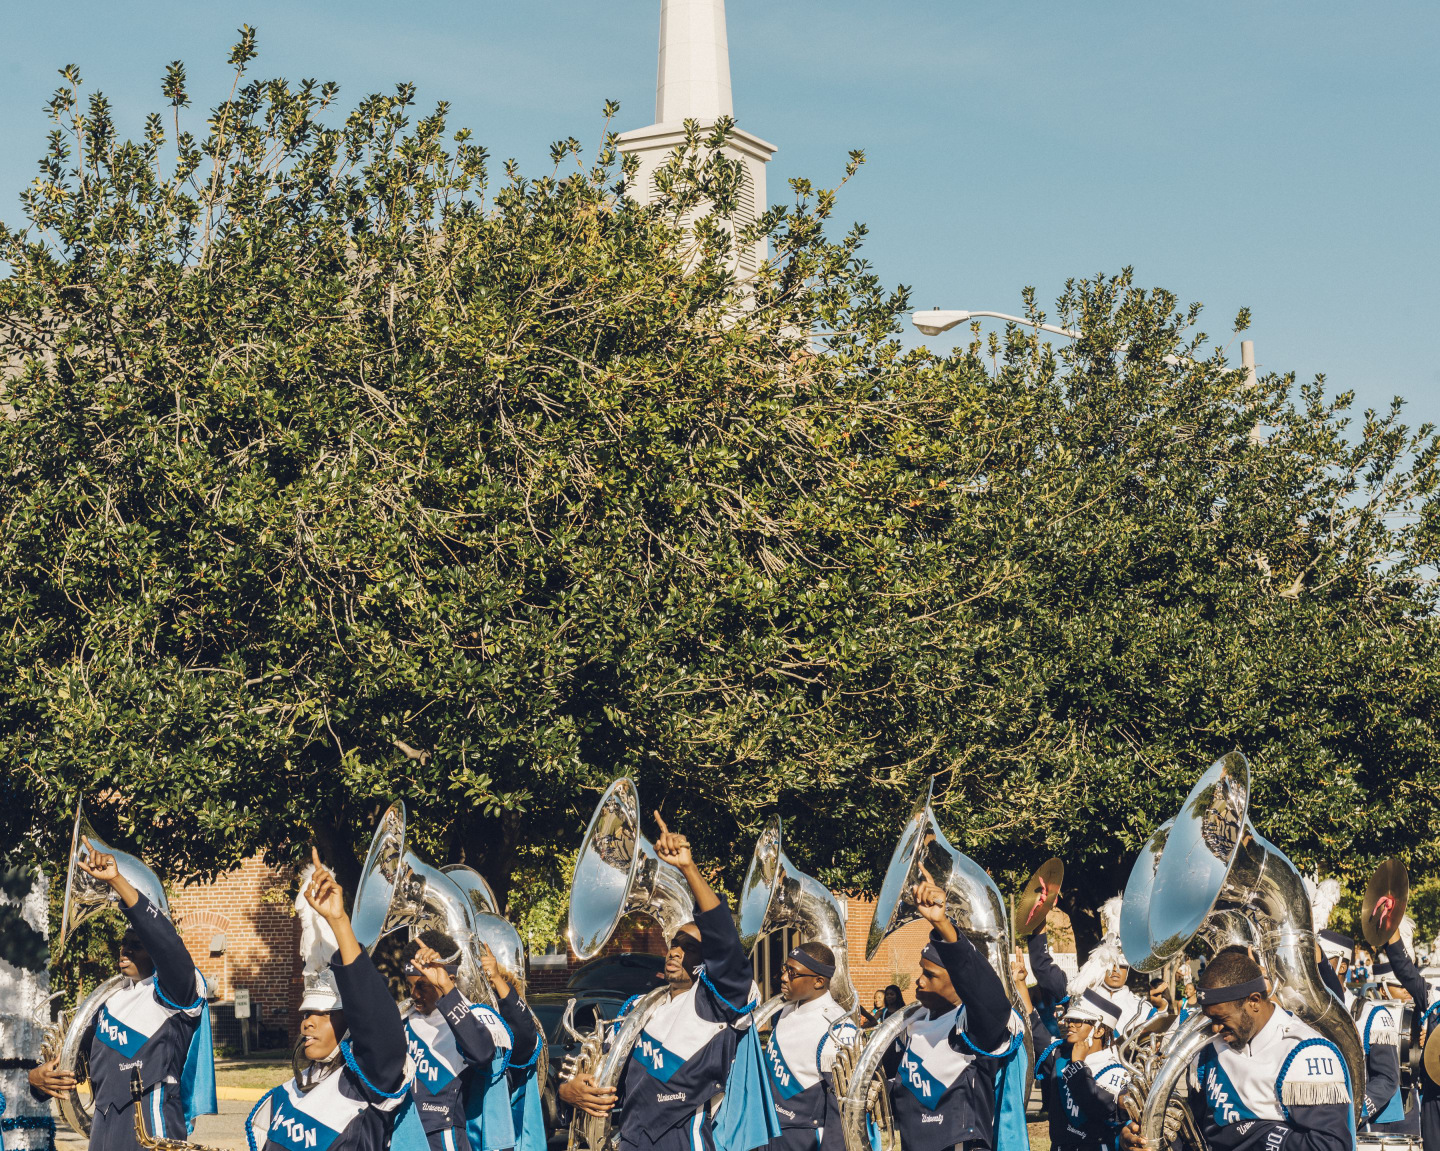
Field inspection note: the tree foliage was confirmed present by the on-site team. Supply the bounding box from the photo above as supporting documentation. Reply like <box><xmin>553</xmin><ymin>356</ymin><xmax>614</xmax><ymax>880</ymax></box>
<box><xmin>2</xmin><ymin>35</ymin><xmax>1439</xmax><ymax>962</ymax></box>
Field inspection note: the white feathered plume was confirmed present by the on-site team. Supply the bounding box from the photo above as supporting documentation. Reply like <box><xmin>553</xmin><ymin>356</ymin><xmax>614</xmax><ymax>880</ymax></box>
<box><xmin>1399</xmin><ymin>913</ymin><xmax>1415</xmax><ymax>954</ymax></box>
<box><xmin>295</xmin><ymin>863</ymin><xmax>340</xmax><ymax>977</ymax></box>
<box><xmin>1303</xmin><ymin>874</ymin><xmax>1343</xmax><ymax>932</ymax></box>
<box><xmin>1069</xmin><ymin>895</ymin><xmax>1126</xmax><ymax>998</ymax></box>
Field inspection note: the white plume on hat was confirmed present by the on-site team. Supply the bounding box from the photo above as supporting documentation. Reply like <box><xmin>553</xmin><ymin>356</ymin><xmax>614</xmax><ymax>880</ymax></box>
<box><xmin>1303</xmin><ymin>875</ymin><xmax>1343</xmax><ymax>933</ymax></box>
<box><xmin>295</xmin><ymin>862</ymin><xmax>343</xmax><ymax>1011</ymax></box>
<box><xmin>1069</xmin><ymin>895</ymin><xmax>1126</xmax><ymax>998</ymax></box>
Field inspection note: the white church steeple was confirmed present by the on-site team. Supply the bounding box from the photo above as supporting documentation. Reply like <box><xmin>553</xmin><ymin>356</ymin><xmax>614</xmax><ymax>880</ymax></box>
<box><xmin>656</xmin><ymin>0</ymin><xmax>733</xmax><ymax>123</ymax></box>
<box><xmin>619</xmin><ymin>0</ymin><xmax>775</xmax><ymax>275</ymax></box>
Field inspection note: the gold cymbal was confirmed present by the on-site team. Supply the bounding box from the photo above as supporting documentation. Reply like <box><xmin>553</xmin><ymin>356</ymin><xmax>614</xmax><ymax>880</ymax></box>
<box><xmin>1360</xmin><ymin>858</ymin><xmax>1409</xmax><ymax>949</ymax></box>
<box><xmin>1015</xmin><ymin>857</ymin><xmax>1064</xmax><ymax>938</ymax></box>
<box><xmin>1424</xmin><ymin>1021</ymin><xmax>1440</xmax><ymax>1088</ymax></box>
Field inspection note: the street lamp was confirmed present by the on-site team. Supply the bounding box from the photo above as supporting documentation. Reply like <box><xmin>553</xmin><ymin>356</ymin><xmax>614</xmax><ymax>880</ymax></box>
<box><xmin>911</xmin><ymin>309</ymin><xmax>1080</xmax><ymax>341</ymax></box>
<box><xmin>912</xmin><ymin>308</ymin><xmax>1203</xmax><ymax>371</ymax></box>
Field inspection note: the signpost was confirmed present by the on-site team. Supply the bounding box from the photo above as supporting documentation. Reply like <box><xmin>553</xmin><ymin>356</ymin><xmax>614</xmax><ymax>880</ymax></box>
<box><xmin>234</xmin><ymin>989</ymin><xmax>252</xmax><ymax>1056</ymax></box>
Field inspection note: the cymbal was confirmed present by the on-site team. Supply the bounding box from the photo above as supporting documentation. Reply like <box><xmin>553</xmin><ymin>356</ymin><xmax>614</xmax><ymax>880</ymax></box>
<box><xmin>1425</xmin><ymin>1022</ymin><xmax>1440</xmax><ymax>1088</ymax></box>
<box><xmin>1360</xmin><ymin>858</ymin><xmax>1409</xmax><ymax>949</ymax></box>
<box><xmin>1015</xmin><ymin>857</ymin><xmax>1064</xmax><ymax>938</ymax></box>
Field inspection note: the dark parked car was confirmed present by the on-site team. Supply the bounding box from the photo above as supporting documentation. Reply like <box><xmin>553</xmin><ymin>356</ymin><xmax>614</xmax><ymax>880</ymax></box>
<box><xmin>564</xmin><ymin>952</ymin><xmax>665</xmax><ymax>995</ymax></box>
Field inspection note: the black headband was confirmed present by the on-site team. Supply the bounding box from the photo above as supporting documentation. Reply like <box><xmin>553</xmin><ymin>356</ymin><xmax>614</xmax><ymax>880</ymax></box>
<box><xmin>788</xmin><ymin>947</ymin><xmax>835</xmax><ymax>979</ymax></box>
<box><xmin>921</xmin><ymin>943</ymin><xmax>944</xmax><ymax>967</ymax></box>
<box><xmin>403</xmin><ymin>961</ymin><xmax>460</xmax><ymax>977</ymax></box>
<box><xmin>1195</xmin><ymin>977</ymin><xmax>1268</xmax><ymax>1005</ymax></box>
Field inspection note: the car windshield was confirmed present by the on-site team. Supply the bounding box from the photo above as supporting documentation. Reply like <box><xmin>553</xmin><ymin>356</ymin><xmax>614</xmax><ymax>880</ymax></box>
<box><xmin>566</xmin><ymin>954</ymin><xmax>664</xmax><ymax>994</ymax></box>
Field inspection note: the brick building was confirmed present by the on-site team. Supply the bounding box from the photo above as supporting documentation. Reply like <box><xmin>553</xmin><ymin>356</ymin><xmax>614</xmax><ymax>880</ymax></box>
<box><xmin>170</xmin><ymin>857</ymin><xmax>302</xmax><ymax>1050</ymax></box>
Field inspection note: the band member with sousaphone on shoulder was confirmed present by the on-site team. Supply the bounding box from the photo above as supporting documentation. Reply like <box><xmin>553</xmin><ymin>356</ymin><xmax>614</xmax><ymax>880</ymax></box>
<box><xmin>883</xmin><ymin>864</ymin><xmax>1018</xmax><ymax>1151</ymax></box>
<box><xmin>558</xmin><ymin>812</ymin><xmax>760</xmax><ymax>1151</ymax></box>
<box><xmin>28</xmin><ymin>837</ymin><xmax>215</xmax><ymax>1151</ymax></box>
<box><xmin>1118</xmin><ymin>946</ymin><xmax>1353</xmax><ymax>1151</ymax></box>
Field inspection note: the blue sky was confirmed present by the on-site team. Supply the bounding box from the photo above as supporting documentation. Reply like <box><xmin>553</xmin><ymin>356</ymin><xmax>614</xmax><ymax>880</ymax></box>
<box><xmin>4</xmin><ymin>2</ymin><xmax>1436</xmax><ymax>425</ymax></box>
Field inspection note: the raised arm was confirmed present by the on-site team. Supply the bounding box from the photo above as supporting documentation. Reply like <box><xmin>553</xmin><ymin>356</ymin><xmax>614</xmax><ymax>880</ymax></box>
<box><xmin>306</xmin><ymin>853</ymin><xmax>406</xmax><ymax>1095</ymax></box>
<box><xmin>478</xmin><ymin>942</ymin><xmax>538</xmax><ymax>1066</ymax></box>
<box><xmin>1027</xmin><ymin>932</ymin><xmax>1069</xmax><ymax>1004</ymax></box>
<box><xmin>913</xmin><ymin>867</ymin><xmax>1010</xmax><ymax>1051</ymax></box>
<box><xmin>495</xmin><ymin>988</ymin><xmax>539</xmax><ymax>1067</ymax></box>
<box><xmin>1316</xmin><ymin>959</ymin><xmax>1345</xmax><ymax>1003</ymax></box>
<box><xmin>1383</xmin><ymin>938</ymin><xmax>1429</xmax><ymax>1013</ymax></box>
<box><xmin>80</xmin><ymin>839</ymin><xmax>199</xmax><ymax>1008</ymax></box>
<box><xmin>653</xmin><ymin>811</ymin><xmax>751</xmax><ymax>1007</ymax></box>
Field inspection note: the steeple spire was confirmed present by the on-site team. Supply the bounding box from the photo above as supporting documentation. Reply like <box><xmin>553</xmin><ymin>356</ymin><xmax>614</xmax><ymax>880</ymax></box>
<box><xmin>619</xmin><ymin>0</ymin><xmax>775</xmax><ymax>276</ymax></box>
<box><xmin>656</xmin><ymin>0</ymin><xmax>733</xmax><ymax>124</ymax></box>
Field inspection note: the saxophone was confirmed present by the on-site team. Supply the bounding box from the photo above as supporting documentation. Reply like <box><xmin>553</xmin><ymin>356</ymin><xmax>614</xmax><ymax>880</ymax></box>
<box><xmin>130</xmin><ymin>1068</ymin><xmax>226</xmax><ymax>1151</ymax></box>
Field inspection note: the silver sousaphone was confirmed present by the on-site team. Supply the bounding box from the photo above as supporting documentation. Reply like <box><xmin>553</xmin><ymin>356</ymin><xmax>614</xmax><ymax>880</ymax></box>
<box><xmin>351</xmin><ymin>803</ymin><xmax>498</xmax><ymax>1010</ymax></box>
<box><xmin>562</xmin><ymin>779</ymin><xmax>696</xmax><ymax>1151</ymax></box>
<box><xmin>567</xmin><ymin>777</ymin><xmax>696</xmax><ymax>960</ymax></box>
<box><xmin>1126</xmin><ymin>752</ymin><xmax>1367</xmax><ymax>1144</ymax></box>
<box><xmin>47</xmin><ymin>799</ymin><xmax>174</xmax><ymax>1136</ymax></box>
<box><xmin>739</xmin><ymin>816</ymin><xmax>857</xmax><ymax>1028</ymax></box>
<box><xmin>837</xmin><ymin>777</ymin><xmax>1031</xmax><ymax>1151</ymax></box>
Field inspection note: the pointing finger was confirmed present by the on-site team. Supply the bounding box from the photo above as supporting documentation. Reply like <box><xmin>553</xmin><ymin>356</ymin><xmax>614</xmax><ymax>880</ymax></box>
<box><xmin>653</xmin><ymin>810</ymin><xmax>670</xmax><ymax>837</ymax></box>
<box><xmin>917</xmin><ymin>863</ymin><xmax>935</xmax><ymax>887</ymax></box>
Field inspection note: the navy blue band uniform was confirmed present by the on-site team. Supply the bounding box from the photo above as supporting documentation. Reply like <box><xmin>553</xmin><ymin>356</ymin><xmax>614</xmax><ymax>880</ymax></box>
<box><xmin>615</xmin><ymin>903</ymin><xmax>755</xmax><ymax>1151</ymax></box>
<box><xmin>1182</xmin><ymin>1006</ymin><xmax>1353</xmax><ymax>1151</ymax></box>
<box><xmin>761</xmin><ymin>992</ymin><xmax>857</xmax><ymax>1151</ymax></box>
<box><xmin>886</xmin><ymin>930</ymin><xmax>1015</xmax><ymax>1151</ymax></box>
<box><xmin>250</xmin><ymin>951</ymin><xmax>410</xmax><ymax>1151</ymax></box>
<box><xmin>1375</xmin><ymin>936</ymin><xmax>1432</xmax><ymax>1143</ymax></box>
<box><xmin>1030</xmin><ymin>988</ymin><xmax>1127</xmax><ymax>1151</ymax></box>
<box><xmin>403</xmin><ymin>985</ymin><xmax>539</xmax><ymax>1151</ymax></box>
<box><xmin>68</xmin><ymin>894</ymin><xmax>205</xmax><ymax>1151</ymax></box>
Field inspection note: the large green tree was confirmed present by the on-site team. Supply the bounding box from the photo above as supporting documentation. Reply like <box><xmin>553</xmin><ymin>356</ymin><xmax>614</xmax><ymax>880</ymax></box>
<box><xmin>3</xmin><ymin>35</ymin><xmax>1438</xmax><ymax>961</ymax></box>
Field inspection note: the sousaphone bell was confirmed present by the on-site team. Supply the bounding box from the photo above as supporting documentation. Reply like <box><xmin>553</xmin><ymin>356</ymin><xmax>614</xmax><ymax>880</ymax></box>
<box><xmin>738</xmin><ymin>816</ymin><xmax>856</xmax><ymax>1013</ymax></box>
<box><xmin>351</xmin><ymin>803</ymin><xmax>497</xmax><ymax>1009</ymax></box>
<box><xmin>567</xmin><ymin>778</ymin><xmax>695</xmax><ymax>960</ymax></box>
<box><xmin>58</xmin><ymin>798</ymin><xmax>171</xmax><ymax>954</ymax></box>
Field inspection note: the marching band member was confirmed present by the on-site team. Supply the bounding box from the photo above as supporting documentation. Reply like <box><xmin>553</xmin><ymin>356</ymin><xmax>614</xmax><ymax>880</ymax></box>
<box><xmin>246</xmin><ymin>851</ymin><xmax>414</xmax><ymax>1151</ymax></box>
<box><xmin>1016</xmin><ymin>971</ymin><xmax>1127</xmax><ymax>1151</ymax></box>
<box><xmin>760</xmin><ymin>942</ymin><xmax>858</xmax><ymax>1151</ymax></box>
<box><xmin>27</xmin><ymin>839</ymin><xmax>214</xmax><ymax>1151</ymax></box>
<box><xmin>558</xmin><ymin>813</ymin><xmax>759</xmax><ymax>1151</ymax></box>
<box><xmin>1119</xmin><ymin>945</ymin><xmax>1352</xmax><ymax>1151</ymax></box>
<box><xmin>1365</xmin><ymin>917</ymin><xmax>1431</xmax><ymax>1140</ymax></box>
<box><xmin>882</xmin><ymin>866</ymin><xmax>1020</xmax><ymax>1151</ymax></box>
<box><xmin>400</xmin><ymin>931</ymin><xmax>540</xmax><ymax>1151</ymax></box>
<box><xmin>1070</xmin><ymin>899</ymin><xmax>1153</xmax><ymax>1037</ymax></box>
